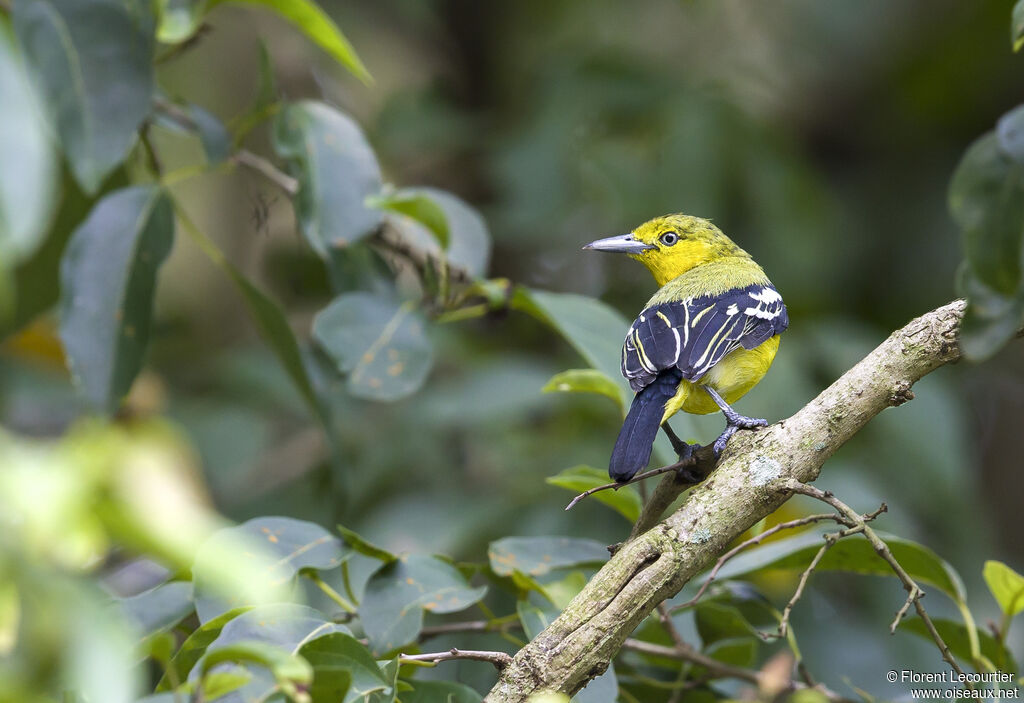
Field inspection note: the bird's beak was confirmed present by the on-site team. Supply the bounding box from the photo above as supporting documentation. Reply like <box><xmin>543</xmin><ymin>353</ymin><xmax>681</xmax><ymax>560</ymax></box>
<box><xmin>582</xmin><ymin>233</ymin><xmax>655</xmax><ymax>254</ymax></box>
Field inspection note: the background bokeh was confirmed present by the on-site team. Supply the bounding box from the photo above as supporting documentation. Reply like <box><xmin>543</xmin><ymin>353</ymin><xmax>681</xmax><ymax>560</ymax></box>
<box><xmin>3</xmin><ymin>0</ymin><xmax>1024</xmax><ymax>696</ymax></box>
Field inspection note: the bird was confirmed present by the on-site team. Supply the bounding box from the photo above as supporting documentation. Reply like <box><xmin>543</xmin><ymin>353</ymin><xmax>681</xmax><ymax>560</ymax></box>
<box><xmin>584</xmin><ymin>214</ymin><xmax>788</xmax><ymax>483</ymax></box>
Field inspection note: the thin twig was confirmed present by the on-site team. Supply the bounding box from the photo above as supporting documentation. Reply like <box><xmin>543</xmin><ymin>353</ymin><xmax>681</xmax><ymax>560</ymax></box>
<box><xmin>419</xmin><ymin>618</ymin><xmax>522</xmax><ymax>638</ymax></box>
<box><xmin>672</xmin><ymin>512</ymin><xmax>852</xmax><ymax>612</ymax></box>
<box><xmin>399</xmin><ymin>648</ymin><xmax>512</xmax><ymax>670</ymax></box>
<box><xmin>566</xmin><ymin>457</ymin><xmax>697</xmax><ymax>511</ymax></box>
<box><xmin>783</xmin><ymin>480</ymin><xmax>966</xmax><ymax>677</ymax></box>
<box><xmin>152</xmin><ymin>96</ymin><xmax>299</xmax><ymax>196</ymax></box>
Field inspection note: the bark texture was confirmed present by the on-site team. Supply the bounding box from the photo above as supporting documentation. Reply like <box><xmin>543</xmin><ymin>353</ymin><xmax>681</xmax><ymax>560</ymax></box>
<box><xmin>485</xmin><ymin>299</ymin><xmax>968</xmax><ymax>702</ymax></box>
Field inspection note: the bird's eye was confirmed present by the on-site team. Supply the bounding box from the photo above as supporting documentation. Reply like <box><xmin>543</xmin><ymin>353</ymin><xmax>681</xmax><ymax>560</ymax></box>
<box><xmin>660</xmin><ymin>232</ymin><xmax>679</xmax><ymax>246</ymax></box>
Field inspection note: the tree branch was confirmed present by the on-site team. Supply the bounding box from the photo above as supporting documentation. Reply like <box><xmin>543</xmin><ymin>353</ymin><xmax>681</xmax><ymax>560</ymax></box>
<box><xmin>484</xmin><ymin>299</ymin><xmax>985</xmax><ymax>701</ymax></box>
<box><xmin>400</xmin><ymin>648</ymin><xmax>513</xmax><ymax>670</ymax></box>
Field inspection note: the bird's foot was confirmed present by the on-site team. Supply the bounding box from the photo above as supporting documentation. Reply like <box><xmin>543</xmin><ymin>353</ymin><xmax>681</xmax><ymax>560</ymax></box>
<box><xmin>675</xmin><ymin>442</ymin><xmax>705</xmax><ymax>483</ymax></box>
<box><xmin>712</xmin><ymin>414</ymin><xmax>769</xmax><ymax>456</ymax></box>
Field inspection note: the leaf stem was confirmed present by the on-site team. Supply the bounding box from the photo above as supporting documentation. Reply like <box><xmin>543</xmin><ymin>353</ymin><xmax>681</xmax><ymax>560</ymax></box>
<box><xmin>303</xmin><ymin>571</ymin><xmax>356</xmax><ymax>614</ymax></box>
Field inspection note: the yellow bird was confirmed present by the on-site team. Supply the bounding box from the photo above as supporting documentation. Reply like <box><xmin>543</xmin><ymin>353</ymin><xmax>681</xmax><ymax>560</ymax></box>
<box><xmin>584</xmin><ymin>214</ymin><xmax>788</xmax><ymax>482</ymax></box>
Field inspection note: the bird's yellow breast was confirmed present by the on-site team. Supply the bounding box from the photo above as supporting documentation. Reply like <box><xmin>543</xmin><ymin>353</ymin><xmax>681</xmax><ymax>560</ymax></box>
<box><xmin>660</xmin><ymin>336</ymin><xmax>780</xmax><ymax>422</ymax></box>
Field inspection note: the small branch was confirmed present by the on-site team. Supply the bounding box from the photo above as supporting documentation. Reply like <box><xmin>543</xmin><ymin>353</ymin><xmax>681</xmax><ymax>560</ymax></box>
<box><xmin>152</xmin><ymin>96</ymin><xmax>298</xmax><ymax>196</ymax></box>
<box><xmin>672</xmin><ymin>512</ymin><xmax>854</xmax><ymax>612</ymax></box>
<box><xmin>233</xmin><ymin>150</ymin><xmax>298</xmax><ymax>196</ymax></box>
<box><xmin>783</xmin><ymin>480</ymin><xmax>966</xmax><ymax>677</ymax></box>
<box><xmin>566</xmin><ymin>458</ymin><xmax>697</xmax><ymax>511</ymax></box>
<box><xmin>400</xmin><ymin>648</ymin><xmax>513</xmax><ymax>670</ymax></box>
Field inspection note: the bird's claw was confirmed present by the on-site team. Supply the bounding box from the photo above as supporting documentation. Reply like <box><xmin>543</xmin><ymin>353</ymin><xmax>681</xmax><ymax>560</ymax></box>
<box><xmin>675</xmin><ymin>442</ymin><xmax>705</xmax><ymax>483</ymax></box>
<box><xmin>713</xmin><ymin>415</ymin><xmax>769</xmax><ymax>456</ymax></box>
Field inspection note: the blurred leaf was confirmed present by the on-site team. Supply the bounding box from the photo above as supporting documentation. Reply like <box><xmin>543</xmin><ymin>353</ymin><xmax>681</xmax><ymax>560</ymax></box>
<box><xmin>157</xmin><ymin>607</ymin><xmax>252</xmax><ymax>691</ymax></box>
<box><xmin>704</xmin><ymin>638</ymin><xmax>758</xmax><ymax>668</ymax></box>
<box><xmin>0</xmin><ymin>26</ymin><xmax>56</xmax><ymax>265</ymax></box>
<box><xmin>313</xmin><ymin>293</ymin><xmax>433</xmax><ymax>401</ymax></box>
<box><xmin>13</xmin><ymin>0</ymin><xmax>154</xmax><ymax>194</ymax></box>
<box><xmin>158</xmin><ymin>0</ymin><xmax>370</xmax><ymax>82</ymax></box>
<box><xmin>488</xmin><ymin>536</ymin><xmax>608</xmax><ymax>578</ymax></box>
<box><xmin>998</xmin><ymin>105</ymin><xmax>1024</xmax><ymax>163</ymax></box>
<box><xmin>359</xmin><ymin>554</ymin><xmax>487</xmax><ymax>654</ymax></box>
<box><xmin>376</xmin><ymin>187</ymin><xmax>492</xmax><ymax>278</ymax></box>
<box><xmin>337</xmin><ymin>524</ymin><xmax>397</xmax><ymax>563</ymax></box>
<box><xmin>572</xmin><ymin>664</ymin><xmax>617</xmax><ymax>703</ymax></box>
<box><xmin>958</xmin><ymin>266</ymin><xmax>1024</xmax><ymax>361</ymax></box>
<box><xmin>714</xmin><ymin>531</ymin><xmax>967</xmax><ymax>604</ymax></box>
<box><xmin>298</xmin><ymin>632</ymin><xmax>394</xmax><ymax>703</ymax></box>
<box><xmin>273</xmin><ymin>101</ymin><xmax>384</xmax><ymax>255</ymax></box>
<box><xmin>1</xmin><ymin>166</ymin><xmax>129</xmax><ymax>340</ymax></box>
<box><xmin>949</xmin><ymin>132</ymin><xmax>1024</xmax><ymax>296</ymax></box>
<box><xmin>117</xmin><ymin>581</ymin><xmax>194</xmax><ymax>639</ymax></box>
<box><xmin>196</xmin><ymin>604</ymin><xmax>348</xmax><ymax>702</ymax></box>
<box><xmin>542</xmin><ymin>369</ymin><xmax>623</xmax><ymax>411</ymax></box>
<box><xmin>1014</xmin><ymin>0</ymin><xmax>1024</xmax><ymax>51</ymax></box>
<box><xmin>899</xmin><ymin>617</ymin><xmax>1014</xmax><ymax>673</ymax></box>
<box><xmin>200</xmin><ymin>640</ymin><xmax>313</xmax><ymax>701</ymax></box>
<box><xmin>541</xmin><ymin>570</ymin><xmax>588</xmax><ymax>610</ymax></box>
<box><xmin>516</xmin><ymin>599</ymin><xmax>559</xmax><ymax>640</ymax></box>
<box><xmin>369</xmin><ymin>188</ymin><xmax>450</xmax><ymax>248</ymax></box>
<box><xmin>511</xmin><ymin>289</ymin><xmax>631</xmax><ymax>404</ymax></box>
<box><xmin>546</xmin><ymin>467</ymin><xmax>640</xmax><ymax>522</ymax></box>
<box><xmin>193</xmin><ymin>517</ymin><xmax>349</xmax><ymax>622</ymax></box>
<box><xmin>58</xmin><ymin>185</ymin><xmax>174</xmax><ymax>413</ymax></box>
<box><xmin>983</xmin><ymin>560</ymin><xmax>1024</xmax><ymax>617</ymax></box>
<box><xmin>404</xmin><ymin>680</ymin><xmax>482</xmax><ymax>703</ymax></box>
<box><xmin>694</xmin><ymin>601</ymin><xmax>757</xmax><ymax>647</ymax></box>
<box><xmin>200</xmin><ymin>670</ymin><xmax>253</xmax><ymax>700</ymax></box>
<box><xmin>174</xmin><ymin>205</ymin><xmax>335</xmax><ymax>444</ymax></box>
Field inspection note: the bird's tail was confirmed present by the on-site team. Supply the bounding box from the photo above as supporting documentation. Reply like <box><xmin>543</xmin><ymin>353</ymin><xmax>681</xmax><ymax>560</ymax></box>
<box><xmin>609</xmin><ymin>370</ymin><xmax>682</xmax><ymax>482</ymax></box>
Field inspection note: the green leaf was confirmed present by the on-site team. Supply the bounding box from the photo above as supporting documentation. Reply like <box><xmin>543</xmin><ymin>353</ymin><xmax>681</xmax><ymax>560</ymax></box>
<box><xmin>336</xmin><ymin>524</ymin><xmax>397</xmax><ymax>563</ymax></box>
<box><xmin>713</xmin><ymin>531</ymin><xmax>967</xmax><ymax>604</ymax></box>
<box><xmin>200</xmin><ymin>640</ymin><xmax>313</xmax><ymax>700</ymax></box>
<box><xmin>546</xmin><ymin>466</ymin><xmax>641</xmax><ymax>522</ymax></box>
<box><xmin>516</xmin><ymin>599</ymin><xmax>559</xmax><ymax>640</ymax></box>
<box><xmin>511</xmin><ymin>289</ymin><xmax>632</xmax><ymax>405</ymax></box>
<box><xmin>157</xmin><ymin>607</ymin><xmax>252</xmax><ymax>691</ymax></box>
<box><xmin>1</xmin><ymin>166</ymin><xmax>129</xmax><ymax>340</ymax></box>
<box><xmin>704</xmin><ymin>638</ymin><xmax>758</xmax><ymax>668</ymax></box>
<box><xmin>196</xmin><ymin>604</ymin><xmax>348</xmax><ymax>702</ymax></box>
<box><xmin>983</xmin><ymin>560</ymin><xmax>1024</xmax><ymax>618</ymax></box>
<box><xmin>298</xmin><ymin>632</ymin><xmax>394</xmax><ymax>703</ymax></box>
<box><xmin>542</xmin><ymin>369</ymin><xmax>623</xmax><ymax>411</ymax></box>
<box><xmin>998</xmin><ymin>105</ymin><xmax>1024</xmax><ymax>163</ymax></box>
<box><xmin>383</xmin><ymin>187</ymin><xmax>492</xmax><ymax>278</ymax></box>
<box><xmin>313</xmin><ymin>293</ymin><xmax>434</xmax><ymax>401</ymax></box>
<box><xmin>694</xmin><ymin>601</ymin><xmax>757</xmax><ymax>647</ymax></box>
<box><xmin>200</xmin><ymin>670</ymin><xmax>253</xmax><ymax>701</ymax></box>
<box><xmin>13</xmin><ymin>0</ymin><xmax>155</xmax><ymax>194</ymax></box>
<box><xmin>193</xmin><ymin>517</ymin><xmax>350</xmax><ymax>622</ymax></box>
<box><xmin>949</xmin><ymin>132</ymin><xmax>1024</xmax><ymax>296</ymax></box>
<box><xmin>359</xmin><ymin>554</ymin><xmax>487</xmax><ymax>654</ymax></box>
<box><xmin>958</xmin><ymin>265</ymin><xmax>1024</xmax><ymax>361</ymax></box>
<box><xmin>900</xmin><ymin>617</ymin><xmax>1014</xmax><ymax>673</ymax></box>
<box><xmin>404</xmin><ymin>680</ymin><xmax>483</xmax><ymax>703</ymax></box>
<box><xmin>273</xmin><ymin>101</ymin><xmax>384</xmax><ymax>255</ymax></box>
<box><xmin>117</xmin><ymin>581</ymin><xmax>194</xmax><ymax>639</ymax></box>
<box><xmin>0</xmin><ymin>26</ymin><xmax>56</xmax><ymax>265</ymax></box>
<box><xmin>488</xmin><ymin>536</ymin><xmax>608</xmax><ymax>578</ymax></box>
<box><xmin>1014</xmin><ymin>0</ymin><xmax>1024</xmax><ymax>51</ymax></box>
<box><xmin>368</xmin><ymin>189</ymin><xmax>450</xmax><ymax>248</ymax></box>
<box><xmin>59</xmin><ymin>185</ymin><xmax>174</xmax><ymax>413</ymax></box>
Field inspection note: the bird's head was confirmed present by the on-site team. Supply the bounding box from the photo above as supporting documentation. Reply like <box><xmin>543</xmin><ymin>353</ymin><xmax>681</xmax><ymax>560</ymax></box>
<box><xmin>584</xmin><ymin>214</ymin><xmax>747</xmax><ymax>286</ymax></box>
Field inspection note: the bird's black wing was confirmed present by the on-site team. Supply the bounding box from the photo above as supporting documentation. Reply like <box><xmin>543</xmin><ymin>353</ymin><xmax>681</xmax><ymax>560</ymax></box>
<box><xmin>621</xmin><ymin>284</ymin><xmax>788</xmax><ymax>392</ymax></box>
